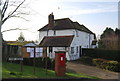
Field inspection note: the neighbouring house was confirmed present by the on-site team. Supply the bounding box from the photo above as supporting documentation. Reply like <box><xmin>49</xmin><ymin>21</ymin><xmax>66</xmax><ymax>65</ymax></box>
<box><xmin>38</xmin><ymin>13</ymin><xmax>97</xmax><ymax>60</ymax></box>
<box><xmin>2</xmin><ymin>41</ymin><xmax>43</xmax><ymax>61</ymax></box>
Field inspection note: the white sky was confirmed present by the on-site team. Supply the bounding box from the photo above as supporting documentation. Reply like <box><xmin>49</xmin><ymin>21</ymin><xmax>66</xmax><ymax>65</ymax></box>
<box><xmin>1</xmin><ymin>0</ymin><xmax>119</xmax><ymax>41</ymax></box>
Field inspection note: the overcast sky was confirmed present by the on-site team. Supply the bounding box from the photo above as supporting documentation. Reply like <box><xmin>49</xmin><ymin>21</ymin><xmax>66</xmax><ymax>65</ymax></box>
<box><xmin>1</xmin><ymin>0</ymin><xmax>119</xmax><ymax>41</ymax></box>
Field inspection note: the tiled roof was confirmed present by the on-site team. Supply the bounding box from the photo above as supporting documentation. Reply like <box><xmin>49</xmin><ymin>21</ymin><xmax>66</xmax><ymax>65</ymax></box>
<box><xmin>38</xmin><ymin>18</ymin><xmax>94</xmax><ymax>34</ymax></box>
<box><xmin>39</xmin><ymin>35</ymin><xmax>74</xmax><ymax>47</ymax></box>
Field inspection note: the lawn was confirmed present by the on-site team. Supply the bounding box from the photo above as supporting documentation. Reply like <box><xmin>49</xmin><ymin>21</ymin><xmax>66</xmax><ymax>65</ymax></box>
<box><xmin>2</xmin><ymin>62</ymin><xmax>99</xmax><ymax>79</ymax></box>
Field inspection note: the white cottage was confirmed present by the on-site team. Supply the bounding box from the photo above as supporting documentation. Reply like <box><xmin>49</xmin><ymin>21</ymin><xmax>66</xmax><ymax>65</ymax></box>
<box><xmin>38</xmin><ymin>13</ymin><xmax>97</xmax><ymax>60</ymax></box>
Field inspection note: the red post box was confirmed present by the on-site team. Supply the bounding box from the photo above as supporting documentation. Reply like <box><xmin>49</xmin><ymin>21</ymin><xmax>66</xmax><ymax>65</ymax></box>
<box><xmin>55</xmin><ymin>51</ymin><xmax>66</xmax><ymax>76</ymax></box>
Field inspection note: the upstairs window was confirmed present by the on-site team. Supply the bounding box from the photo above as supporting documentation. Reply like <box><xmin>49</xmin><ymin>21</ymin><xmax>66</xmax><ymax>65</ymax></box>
<box><xmin>53</xmin><ymin>30</ymin><xmax>56</xmax><ymax>36</ymax></box>
<box><xmin>76</xmin><ymin>30</ymin><xmax>79</xmax><ymax>37</ymax></box>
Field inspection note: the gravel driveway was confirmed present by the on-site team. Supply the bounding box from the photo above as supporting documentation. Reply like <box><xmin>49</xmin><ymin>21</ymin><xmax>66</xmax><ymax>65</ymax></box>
<box><xmin>66</xmin><ymin>61</ymin><xmax>120</xmax><ymax>79</ymax></box>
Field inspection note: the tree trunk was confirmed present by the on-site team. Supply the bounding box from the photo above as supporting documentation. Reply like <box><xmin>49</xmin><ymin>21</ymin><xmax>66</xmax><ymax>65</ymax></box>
<box><xmin>0</xmin><ymin>9</ymin><xmax>2</xmax><ymax>79</ymax></box>
<box><xmin>0</xmin><ymin>23</ymin><xmax>2</xmax><ymax>62</ymax></box>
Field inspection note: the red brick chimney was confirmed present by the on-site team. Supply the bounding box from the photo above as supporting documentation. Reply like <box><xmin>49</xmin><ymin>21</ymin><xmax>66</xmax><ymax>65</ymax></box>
<box><xmin>48</xmin><ymin>13</ymin><xmax>54</xmax><ymax>30</ymax></box>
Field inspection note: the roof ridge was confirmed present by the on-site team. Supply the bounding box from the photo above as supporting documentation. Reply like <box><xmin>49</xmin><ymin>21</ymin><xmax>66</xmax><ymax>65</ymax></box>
<box><xmin>55</xmin><ymin>18</ymin><xmax>70</xmax><ymax>21</ymax></box>
<box><xmin>38</xmin><ymin>17</ymin><xmax>95</xmax><ymax>34</ymax></box>
<box><xmin>44</xmin><ymin>35</ymin><xmax>74</xmax><ymax>38</ymax></box>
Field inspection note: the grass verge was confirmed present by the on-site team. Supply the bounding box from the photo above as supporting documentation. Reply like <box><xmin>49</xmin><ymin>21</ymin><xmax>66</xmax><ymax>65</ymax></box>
<box><xmin>2</xmin><ymin>62</ymin><xmax>100</xmax><ymax>79</ymax></box>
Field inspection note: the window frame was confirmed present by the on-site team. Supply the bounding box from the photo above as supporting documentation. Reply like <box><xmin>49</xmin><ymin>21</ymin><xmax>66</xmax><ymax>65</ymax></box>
<box><xmin>76</xmin><ymin>46</ymin><xmax>78</xmax><ymax>53</ymax></box>
<box><xmin>76</xmin><ymin>30</ymin><xmax>79</xmax><ymax>37</ymax></box>
<box><xmin>71</xmin><ymin>47</ymin><xmax>74</xmax><ymax>54</ymax></box>
<box><xmin>53</xmin><ymin>30</ymin><xmax>56</xmax><ymax>36</ymax></box>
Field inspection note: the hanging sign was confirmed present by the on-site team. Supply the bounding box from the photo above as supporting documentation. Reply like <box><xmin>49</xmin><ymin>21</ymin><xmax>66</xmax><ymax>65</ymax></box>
<box><xmin>9</xmin><ymin>58</ymin><xmax>23</xmax><ymax>60</ymax></box>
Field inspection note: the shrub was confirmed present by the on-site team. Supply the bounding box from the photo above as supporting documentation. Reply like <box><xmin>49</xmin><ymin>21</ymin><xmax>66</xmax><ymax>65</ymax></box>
<box><xmin>41</xmin><ymin>57</ymin><xmax>54</xmax><ymax>70</ymax></box>
<box><xmin>106</xmin><ymin>61</ymin><xmax>119</xmax><ymax>72</ymax></box>
<box><xmin>92</xmin><ymin>58</ymin><xmax>108</xmax><ymax>69</ymax></box>
<box><xmin>92</xmin><ymin>58</ymin><xmax>120</xmax><ymax>72</ymax></box>
<box><xmin>7</xmin><ymin>57</ymin><xmax>55</xmax><ymax>70</ymax></box>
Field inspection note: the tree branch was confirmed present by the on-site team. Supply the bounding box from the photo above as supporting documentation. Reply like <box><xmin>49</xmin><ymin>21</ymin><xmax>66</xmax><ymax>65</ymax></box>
<box><xmin>2</xmin><ymin>0</ymin><xmax>26</xmax><ymax>25</ymax></box>
<box><xmin>2</xmin><ymin>28</ymin><xmax>27</xmax><ymax>33</ymax></box>
<box><xmin>9</xmin><ymin>15</ymin><xmax>29</xmax><ymax>21</ymax></box>
<box><xmin>1</xmin><ymin>0</ymin><xmax>9</xmax><ymax>19</ymax></box>
<box><xmin>12</xmin><ymin>11</ymin><xmax>30</xmax><ymax>16</ymax></box>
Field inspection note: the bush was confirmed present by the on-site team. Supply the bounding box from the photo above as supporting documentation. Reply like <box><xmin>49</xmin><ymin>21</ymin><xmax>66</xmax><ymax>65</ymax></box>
<box><xmin>92</xmin><ymin>58</ymin><xmax>108</xmax><ymax>69</ymax></box>
<box><xmin>92</xmin><ymin>58</ymin><xmax>120</xmax><ymax>72</ymax></box>
<box><xmin>106</xmin><ymin>61</ymin><xmax>119</xmax><ymax>72</ymax></box>
<box><xmin>41</xmin><ymin>57</ymin><xmax>54</xmax><ymax>70</ymax></box>
<box><xmin>7</xmin><ymin>57</ymin><xmax>55</xmax><ymax>70</ymax></box>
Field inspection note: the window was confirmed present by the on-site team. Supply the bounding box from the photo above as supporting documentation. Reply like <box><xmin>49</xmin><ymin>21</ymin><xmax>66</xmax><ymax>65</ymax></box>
<box><xmin>71</xmin><ymin>47</ymin><xmax>74</xmax><ymax>54</ymax></box>
<box><xmin>76</xmin><ymin>30</ymin><xmax>79</xmax><ymax>37</ymax></box>
<box><xmin>49</xmin><ymin>47</ymin><xmax>53</xmax><ymax>53</ymax></box>
<box><xmin>85</xmin><ymin>34</ymin><xmax>88</xmax><ymax>39</ymax></box>
<box><xmin>53</xmin><ymin>31</ymin><xmax>56</xmax><ymax>35</ymax></box>
<box><xmin>76</xmin><ymin>46</ymin><xmax>78</xmax><ymax>53</ymax></box>
<box><xmin>73</xmin><ymin>31</ymin><xmax>75</xmax><ymax>35</ymax></box>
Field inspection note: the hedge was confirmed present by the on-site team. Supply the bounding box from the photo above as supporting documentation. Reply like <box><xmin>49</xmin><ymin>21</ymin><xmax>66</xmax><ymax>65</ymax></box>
<box><xmin>82</xmin><ymin>48</ymin><xmax>120</xmax><ymax>62</ymax></box>
<box><xmin>79</xmin><ymin>56</ymin><xmax>93</xmax><ymax>65</ymax></box>
<box><xmin>93</xmin><ymin>58</ymin><xmax>120</xmax><ymax>72</ymax></box>
<box><xmin>7</xmin><ymin>57</ymin><xmax>55</xmax><ymax>70</ymax></box>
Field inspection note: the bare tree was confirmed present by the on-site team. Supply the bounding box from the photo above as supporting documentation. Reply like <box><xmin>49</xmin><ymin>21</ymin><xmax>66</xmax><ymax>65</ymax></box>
<box><xmin>0</xmin><ymin>9</ymin><xmax>2</xmax><ymax>79</ymax></box>
<box><xmin>0</xmin><ymin>0</ymin><xmax>27</xmax><ymax>62</ymax></box>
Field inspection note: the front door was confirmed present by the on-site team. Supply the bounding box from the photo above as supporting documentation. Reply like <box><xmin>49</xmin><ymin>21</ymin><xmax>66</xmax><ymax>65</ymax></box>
<box><xmin>49</xmin><ymin>47</ymin><xmax>53</xmax><ymax>58</ymax></box>
<box><xmin>79</xmin><ymin>46</ymin><xmax>82</xmax><ymax>57</ymax></box>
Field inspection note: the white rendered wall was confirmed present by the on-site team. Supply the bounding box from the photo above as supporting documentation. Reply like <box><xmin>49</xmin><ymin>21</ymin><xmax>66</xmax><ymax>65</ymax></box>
<box><xmin>69</xmin><ymin>30</ymin><xmax>95</xmax><ymax>60</ymax></box>
<box><xmin>39</xmin><ymin>29</ymin><xmax>75</xmax><ymax>42</ymax></box>
<box><xmin>39</xmin><ymin>29</ymin><xmax>95</xmax><ymax>60</ymax></box>
<box><xmin>39</xmin><ymin>31</ymin><xmax>47</xmax><ymax>42</ymax></box>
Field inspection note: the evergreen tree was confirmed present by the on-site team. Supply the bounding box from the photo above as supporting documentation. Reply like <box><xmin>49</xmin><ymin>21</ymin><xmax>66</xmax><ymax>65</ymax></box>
<box><xmin>101</xmin><ymin>27</ymin><xmax>114</xmax><ymax>39</ymax></box>
<box><xmin>115</xmin><ymin>28</ymin><xmax>120</xmax><ymax>36</ymax></box>
<box><xmin>18</xmin><ymin>32</ymin><xmax>25</xmax><ymax>42</ymax></box>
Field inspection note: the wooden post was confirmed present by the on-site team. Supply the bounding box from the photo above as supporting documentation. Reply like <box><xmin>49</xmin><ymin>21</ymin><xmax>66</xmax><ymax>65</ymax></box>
<box><xmin>33</xmin><ymin>47</ymin><xmax>35</xmax><ymax>75</ymax></box>
<box><xmin>20</xmin><ymin>46</ymin><xmax>23</xmax><ymax>74</ymax></box>
<box><xmin>45</xmin><ymin>47</ymin><xmax>47</xmax><ymax>75</ymax></box>
<box><xmin>20</xmin><ymin>60</ymin><xmax>23</xmax><ymax>73</ymax></box>
<box><xmin>10</xmin><ymin>46</ymin><xmax>13</xmax><ymax>72</ymax></box>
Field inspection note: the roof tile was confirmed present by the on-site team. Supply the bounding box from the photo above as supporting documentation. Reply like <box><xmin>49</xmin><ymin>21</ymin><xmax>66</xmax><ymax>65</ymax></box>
<box><xmin>38</xmin><ymin>18</ymin><xmax>94</xmax><ymax>34</ymax></box>
<box><xmin>39</xmin><ymin>35</ymin><xmax>74</xmax><ymax>47</ymax></box>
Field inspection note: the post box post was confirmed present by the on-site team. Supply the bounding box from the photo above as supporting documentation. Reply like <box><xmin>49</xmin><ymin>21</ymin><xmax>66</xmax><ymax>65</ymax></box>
<box><xmin>55</xmin><ymin>51</ymin><xmax>66</xmax><ymax>76</ymax></box>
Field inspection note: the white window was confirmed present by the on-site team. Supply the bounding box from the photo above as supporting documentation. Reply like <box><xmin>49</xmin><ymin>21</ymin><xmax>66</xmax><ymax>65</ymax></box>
<box><xmin>76</xmin><ymin>30</ymin><xmax>79</xmax><ymax>37</ymax></box>
<box><xmin>35</xmin><ymin>47</ymin><xmax>43</xmax><ymax>57</ymax></box>
<box><xmin>71</xmin><ymin>47</ymin><xmax>74</xmax><ymax>54</ymax></box>
<box><xmin>53</xmin><ymin>31</ymin><xmax>56</xmax><ymax>35</ymax></box>
<box><xmin>73</xmin><ymin>31</ymin><xmax>75</xmax><ymax>35</ymax></box>
<box><xmin>76</xmin><ymin>46</ymin><xmax>78</xmax><ymax>53</ymax></box>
